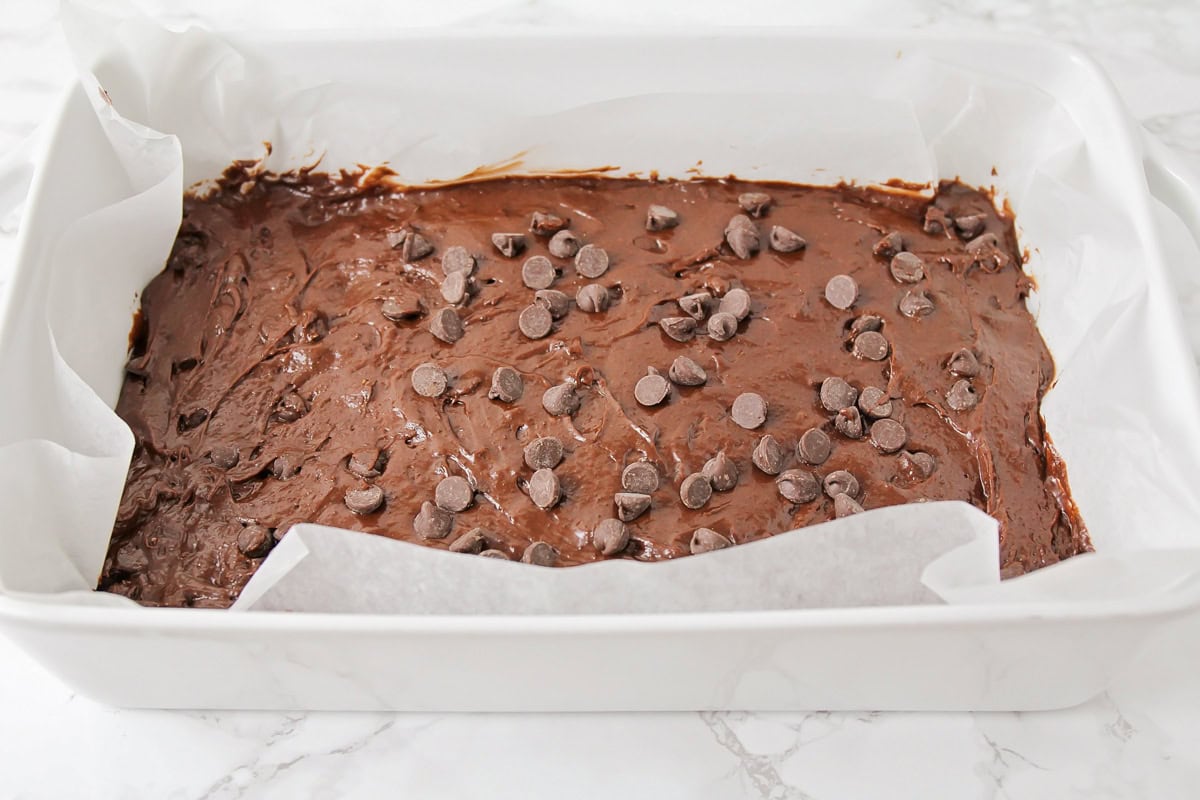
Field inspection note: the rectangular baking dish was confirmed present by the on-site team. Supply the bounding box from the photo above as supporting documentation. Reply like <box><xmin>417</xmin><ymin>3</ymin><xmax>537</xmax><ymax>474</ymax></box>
<box><xmin>2</xmin><ymin>28</ymin><xmax>1200</xmax><ymax>711</ymax></box>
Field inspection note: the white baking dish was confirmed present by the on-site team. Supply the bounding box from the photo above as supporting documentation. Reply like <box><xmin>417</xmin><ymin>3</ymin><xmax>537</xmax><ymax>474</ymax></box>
<box><xmin>2</xmin><ymin>28</ymin><xmax>1200</xmax><ymax>711</ymax></box>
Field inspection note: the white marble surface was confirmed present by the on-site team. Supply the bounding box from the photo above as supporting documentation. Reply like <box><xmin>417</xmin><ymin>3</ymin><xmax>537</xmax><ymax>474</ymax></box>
<box><xmin>2</xmin><ymin>1</ymin><xmax>1200</xmax><ymax>797</ymax></box>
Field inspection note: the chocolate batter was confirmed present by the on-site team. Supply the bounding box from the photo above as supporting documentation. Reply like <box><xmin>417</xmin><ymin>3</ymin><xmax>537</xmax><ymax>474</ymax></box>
<box><xmin>101</xmin><ymin>171</ymin><xmax>1089</xmax><ymax>608</ymax></box>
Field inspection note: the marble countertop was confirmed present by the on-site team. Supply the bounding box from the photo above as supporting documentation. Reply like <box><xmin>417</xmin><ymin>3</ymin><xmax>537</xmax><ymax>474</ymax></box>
<box><xmin>2</xmin><ymin>1</ymin><xmax>1199</xmax><ymax>797</ymax></box>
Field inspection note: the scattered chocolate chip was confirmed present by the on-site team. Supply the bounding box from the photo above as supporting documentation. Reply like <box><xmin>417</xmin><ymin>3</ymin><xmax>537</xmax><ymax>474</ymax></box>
<box><xmin>522</xmin><ymin>541</ymin><xmax>559</xmax><ymax>565</ymax></box>
<box><xmin>593</xmin><ymin>518</ymin><xmax>630</xmax><ymax>556</ymax></box>
<box><xmin>678</xmin><ymin>292</ymin><xmax>713</xmax><ymax>321</ymax></box>
<box><xmin>479</xmin><ymin>549</ymin><xmax>510</xmax><ymax>560</ymax></box>
<box><xmin>857</xmin><ymin>386</ymin><xmax>893</xmax><ymax>419</ymax></box>
<box><xmin>348</xmin><ymin>448</ymin><xmax>384</xmax><ymax>479</ymax></box>
<box><xmin>738</xmin><ymin>192</ymin><xmax>772</xmax><ymax>218</ymax></box>
<box><xmin>707</xmin><ymin>311</ymin><xmax>739</xmax><ymax>342</ymax></box>
<box><xmin>272</xmin><ymin>393</ymin><xmax>305</xmax><ymax>423</ymax></box>
<box><xmin>889</xmin><ymin>252</ymin><xmax>925</xmax><ymax>283</ymax></box>
<box><xmin>518</xmin><ymin>303</ymin><xmax>554</xmax><ymax>339</ymax></box>
<box><xmin>690</xmin><ymin>527</ymin><xmax>732</xmax><ymax>554</ymax></box>
<box><xmin>702</xmin><ymin>451</ymin><xmax>739</xmax><ymax>491</ymax></box>
<box><xmin>542</xmin><ymin>382</ymin><xmax>580</xmax><ymax>416</ymax></box>
<box><xmin>211</xmin><ymin>446</ymin><xmax>240</xmax><ymax>470</ymax></box>
<box><xmin>668</xmin><ymin>355</ymin><xmax>708</xmax><ymax>386</ymax></box>
<box><xmin>834</xmin><ymin>406</ymin><xmax>865</xmax><ymax>439</ymax></box>
<box><xmin>852</xmin><ymin>330</ymin><xmax>890</xmax><ymax>361</ymax></box>
<box><xmin>954</xmin><ymin>214</ymin><xmax>986</xmax><ymax>239</ymax></box>
<box><xmin>575</xmin><ymin>244</ymin><xmax>610</xmax><ymax>278</ymax></box>
<box><xmin>576</xmin><ymin>283</ymin><xmax>610</xmax><ymax>313</ymax></box>
<box><xmin>768</xmin><ymin>225</ymin><xmax>807</xmax><ymax>253</ymax></box>
<box><xmin>386</xmin><ymin>230</ymin><xmax>407</xmax><ymax>249</ymax></box>
<box><xmin>777</xmin><ymin>469</ymin><xmax>820</xmax><ymax>503</ymax></box>
<box><xmin>923</xmin><ymin>206</ymin><xmax>950</xmax><ymax>235</ymax></box>
<box><xmin>731</xmin><ymin>392</ymin><xmax>767</xmax><ymax>429</ymax></box>
<box><xmin>236</xmin><ymin>524</ymin><xmax>273</xmax><ymax>558</ymax></box>
<box><xmin>429</xmin><ymin>307</ymin><xmax>465</xmax><ymax>343</ymax></box>
<box><xmin>897</xmin><ymin>450</ymin><xmax>937</xmax><ymax>482</ymax></box>
<box><xmin>614</xmin><ymin>492</ymin><xmax>652</xmax><ymax>522</ymax></box>
<box><xmin>548</xmin><ymin>229</ymin><xmax>581</xmax><ymax>259</ymax></box>
<box><xmin>724</xmin><ymin>214</ymin><xmax>761</xmax><ymax>259</ymax></box>
<box><xmin>899</xmin><ymin>290</ymin><xmax>935</xmax><ymax>318</ymax></box>
<box><xmin>823</xmin><ymin>470</ymin><xmax>860</xmax><ymax>498</ymax></box>
<box><xmin>719</xmin><ymin>288</ymin><xmax>752</xmax><ymax>321</ymax></box>
<box><xmin>819</xmin><ymin>377</ymin><xmax>858</xmax><ymax>411</ymax></box>
<box><xmin>752</xmin><ymin>435</ymin><xmax>787</xmax><ymax>475</ymax></box>
<box><xmin>646</xmin><ymin>204</ymin><xmax>681</xmax><ymax>231</ymax></box>
<box><xmin>947</xmin><ymin>348</ymin><xmax>982</xmax><ymax>377</ymax></box>
<box><xmin>622</xmin><ymin>462</ymin><xmax>661</xmax><ymax>494</ymax></box>
<box><xmin>411</xmin><ymin>363</ymin><xmax>448</xmax><ymax>397</ymax></box>
<box><xmin>870</xmin><ymin>418</ymin><xmax>907</xmax><ymax>453</ymax></box>
<box><xmin>534</xmin><ymin>289</ymin><xmax>571</xmax><ymax>319</ymax></box>
<box><xmin>435</xmin><ymin>476</ymin><xmax>474</xmax><ymax>512</ymax></box>
<box><xmin>488</xmin><ymin>366</ymin><xmax>524</xmax><ymax>403</ymax></box>
<box><xmin>834</xmin><ymin>493</ymin><xmax>864</xmax><ymax>518</ymax></box>
<box><xmin>270</xmin><ymin>454</ymin><xmax>302</xmax><ymax>480</ymax></box>
<box><xmin>797</xmin><ymin>427</ymin><xmax>832</xmax><ymax>465</ymax></box>
<box><xmin>847</xmin><ymin>315</ymin><xmax>884</xmax><ymax>340</ymax></box>
<box><xmin>491</xmin><ymin>232</ymin><xmax>526</xmax><ymax>258</ymax></box>
<box><xmin>440</xmin><ymin>245</ymin><xmax>476</xmax><ymax>276</ymax></box>
<box><xmin>824</xmin><ymin>274</ymin><xmax>859</xmax><ymax>310</ymax></box>
<box><xmin>680</xmin><ymin>473</ymin><xmax>713</xmax><ymax>509</ymax></box>
<box><xmin>529</xmin><ymin>468</ymin><xmax>561</xmax><ymax>509</ymax></box>
<box><xmin>965</xmin><ymin>231</ymin><xmax>1000</xmax><ymax>254</ymax></box>
<box><xmin>635</xmin><ymin>372</ymin><xmax>671</xmax><ymax>406</ymax></box>
<box><xmin>521</xmin><ymin>255</ymin><xmax>557</xmax><ymax>290</ymax></box>
<box><xmin>873</xmin><ymin>232</ymin><xmax>905</xmax><ymax>259</ymax></box>
<box><xmin>659</xmin><ymin>316</ymin><xmax>697</xmax><ymax>342</ymax></box>
<box><xmin>381</xmin><ymin>296</ymin><xmax>422</xmax><ymax>322</ymax></box>
<box><xmin>449</xmin><ymin>528</ymin><xmax>489</xmax><ymax>554</ymax></box>
<box><xmin>530</xmin><ymin>211</ymin><xmax>568</xmax><ymax>236</ymax></box>
<box><xmin>440</xmin><ymin>270</ymin><xmax>472</xmax><ymax>305</ymax></box>
<box><xmin>414</xmin><ymin>501</ymin><xmax>455</xmax><ymax>539</ymax></box>
<box><xmin>403</xmin><ymin>232</ymin><xmax>434</xmax><ymax>262</ymax></box>
<box><xmin>345</xmin><ymin>485</ymin><xmax>385</xmax><ymax>515</ymax></box>
<box><xmin>524</xmin><ymin>436</ymin><xmax>564</xmax><ymax>470</ymax></box>
<box><xmin>946</xmin><ymin>379</ymin><xmax>979</xmax><ymax>411</ymax></box>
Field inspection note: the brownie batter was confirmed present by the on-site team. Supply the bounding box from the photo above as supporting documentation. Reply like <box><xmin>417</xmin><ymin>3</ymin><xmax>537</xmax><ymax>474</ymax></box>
<box><xmin>101</xmin><ymin>171</ymin><xmax>1089</xmax><ymax>608</ymax></box>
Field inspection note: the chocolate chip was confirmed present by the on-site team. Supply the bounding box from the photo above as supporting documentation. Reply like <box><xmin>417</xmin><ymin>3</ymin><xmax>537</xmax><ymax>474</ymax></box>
<box><xmin>899</xmin><ymin>290</ymin><xmax>935</xmax><ymax>318</ymax></box>
<box><xmin>548</xmin><ymin>230</ymin><xmax>581</xmax><ymax>259</ymax></box>
<box><xmin>593</xmin><ymin>518</ymin><xmax>630</xmax><ymax>556</ymax></box>
<box><xmin>522</xmin><ymin>541</ymin><xmax>559</xmax><ymax>565</ymax></box>
<box><xmin>414</xmin><ymin>501</ymin><xmax>454</xmax><ymax>539</ymax></box>
<box><xmin>743</xmin><ymin>439</ymin><xmax>783</xmax><ymax>479</ymax></box>
<box><xmin>381</xmin><ymin>296</ymin><xmax>422</xmax><ymax>322</ymax></box>
<box><xmin>924</xmin><ymin>206</ymin><xmax>949</xmax><ymax>235</ymax></box>
<box><xmin>823</xmin><ymin>470</ymin><xmax>860</xmax><ymax>498</ymax></box>
<box><xmin>403</xmin><ymin>232</ymin><xmax>434</xmax><ymax>262</ymax></box>
<box><xmin>797</xmin><ymin>427</ymin><xmax>832</xmax><ymax>465</ymax></box>
<box><xmin>575</xmin><ymin>244</ymin><xmax>610</xmax><ymax>278</ymax></box>
<box><xmin>834</xmin><ymin>406</ymin><xmax>864</xmax><ymax>439</ymax></box>
<box><xmin>873</xmin><ymin>232</ymin><xmax>905</xmax><ymax>259</ymax></box>
<box><xmin>528</xmin><ymin>468</ymin><xmax>561</xmax><ymax>509</ymax></box>
<box><xmin>870</xmin><ymin>418</ymin><xmax>907</xmax><ymax>453</ymax></box>
<box><xmin>522</xmin><ymin>255</ymin><xmax>557</xmax><ymax>290</ymax></box>
<box><xmin>614</xmin><ymin>492</ymin><xmax>652</xmax><ymax>522</ymax></box>
<box><xmin>824</xmin><ymin>274</ymin><xmax>859</xmax><ymax>310</ymax></box>
<box><xmin>719</xmin><ymin>288</ymin><xmax>752</xmax><ymax>321</ymax></box>
<box><xmin>211</xmin><ymin>446</ymin><xmax>240</xmax><ymax>470</ymax></box>
<box><xmin>524</xmin><ymin>436</ymin><xmax>564</xmax><ymax>470</ymax></box>
<box><xmin>273</xmin><ymin>393</ymin><xmax>305</xmax><ymax>423</ymax></box>
<box><xmin>348</xmin><ymin>449</ymin><xmax>384</xmax><ymax>478</ymax></box>
<box><xmin>449</xmin><ymin>528</ymin><xmax>489</xmax><ymax>554</ymax></box>
<box><xmin>768</xmin><ymin>225</ymin><xmax>807</xmax><ymax>253</ymax></box>
<box><xmin>488</xmin><ymin>366</ymin><xmax>524</xmax><ymax>403</ymax></box>
<box><xmin>731</xmin><ymin>392</ymin><xmax>767</xmax><ymax>429</ymax></box>
<box><xmin>412</xmin><ymin>362</ymin><xmax>448</xmax><ymax>397</ymax></box>
<box><xmin>491</xmin><ymin>232</ymin><xmax>526</xmax><ymax>258</ymax></box>
<box><xmin>946</xmin><ymin>379</ymin><xmax>979</xmax><ymax>411</ymax></box>
<box><xmin>947</xmin><ymin>348</ymin><xmax>981</xmax><ymax>377</ymax></box>
<box><xmin>518</xmin><ymin>303</ymin><xmax>554</xmax><ymax>339</ymax></box>
<box><xmin>690</xmin><ymin>527</ymin><xmax>732</xmax><ymax>554</ymax></box>
<box><xmin>965</xmin><ymin>231</ymin><xmax>1000</xmax><ymax>254</ymax></box>
<box><xmin>702</xmin><ymin>451</ymin><xmax>739</xmax><ymax>491</ymax></box>
<box><xmin>534</xmin><ymin>289</ymin><xmax>571</xmax><ymax>319</ymax></box>
<box><xmin>654</xmin><ymin>316</ymin><xmax>696</xmax><ymax>343</ymax></box>
<box><xmin>852</xmin><ymin>330</ymin><xmax>889</xmax><ymax>361</ymax></box>
<box><xmin>897</xmin><ymin>450</ymin><xmax>937</xmax><ymax>482</ymax></box>
<box><xmin>646</xmin><ymin>204</ymin><xmax>680</xmax><ymax>231</ymax></box>
<box><xmin>386</xmin><ymin>230</ymin><xmax>407</xmax><ymax>249</ymax></box>
<box><xmin>776</xmin><ymin>469</ymin><xmax>819</xmax><ymax>503</ymax></box>
<box><xmin>429</xmin><ymin>307</ymin><xmax>464</xmax><ymax>343</ymax></box>
<box><xmin>834</xmin><ymin>493</ymin><xmax>864</xmax><ymax>518</ymax></box>
<box><xmin>635</xmin><ymin>372</ymin><xmax>671</xmax><ymax>406</ymax></box>
<box><xmin>441</xmin><ymin>245</ymin><xmax>476</xmax><ymax>276</ymax></box>
<box><xmin>819</xmin><ymin>377</ymin><xmax>858</xmax><ymax>411</ymax></box>
<box><xmin>738</xmin><ymin>192</ymin><xmax>772</xmax><ymax>218</ymax></box>
<box><xmin>271</xmin><ymin>454</ymin><xmax>302</xmax><ymax>480</ymax></box>
<box><xmin>479</xmin><ymin>549</ymin><xmax>510</xmax><ymax>560</ymax></box>
<box><xmin>847</xmin><ymin>315</ymin><xmax>884</xmax><ymax>339</ymax></box>
<box><xmin>707</xmin><ymin>311</ymin><xmax>738</xmax><ymax>341</ymax></box>
<box><xmin>576</xmin><ymin>283</ymin><xmax>610</xmax><ymax>313</ymax></box>
<box><xmin>345</xmin><ymin>485</ymin><xmax>385</xmax><ymax>515</ymax></box>
<box><xmin>542</xmin><ymin>382</ymin><xmax>580</xmax><ymax>416</ymax></box>
<box><xmin>440</xmin><ymin>270</ymin><xmax>472</xmax><ymax>305</ymax></box>
<box><xmin>724</xmin><ymin>215</ymin><xmax>761</xmax><ymax>259</ymax></box>
<box><xmin>622</xmin><ymin>462</ymin><xmax>660</xmax><ymax>493</ymax></box>
<box><xmin>889</xmin><ymin>252</ymin><xmax>925</xmax><ymax>283</ymax></box>
<box><xmin>680</xmin><ymin>473</ymin><xmax>713</xmax><ymax>509</ymax></box>
<box><xmin>530</xmin><ymin>211</ymin><xmax>568</xmax><ymax>236</ymax></box>
<box><xmin>857</xmin><ymin>386</ymin><xmax>893</xmax><ymax>418</ymax></box>
<box><xmin>678</xmin><ymin>292</ymin><xmax>713</xmax><ymax>321</ymax></box>
<box><xmin>668</xmin><ymin>355</ymin><xmax>708</xmax><ymax>386</ymax></box>
<box><xmin>955</xmin><ymin>214</ymin><xmax>986</xmax><ymax>238</ymax></box>
<box><xmin>237</xmin><ymin>524</ymin><xmax>273</xmax><ymax>558</ymax></box>
<box><xmin>435</xmin><ymin>475</ymin><xmax>474</xmax><ymax>512</ymax></box>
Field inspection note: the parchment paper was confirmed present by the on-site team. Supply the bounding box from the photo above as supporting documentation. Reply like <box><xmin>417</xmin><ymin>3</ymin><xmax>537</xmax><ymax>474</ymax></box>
<box><xmin>2</xmin><ymin>1</ymin><xmax>1199</xmax><ymax>613</ymax></box>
